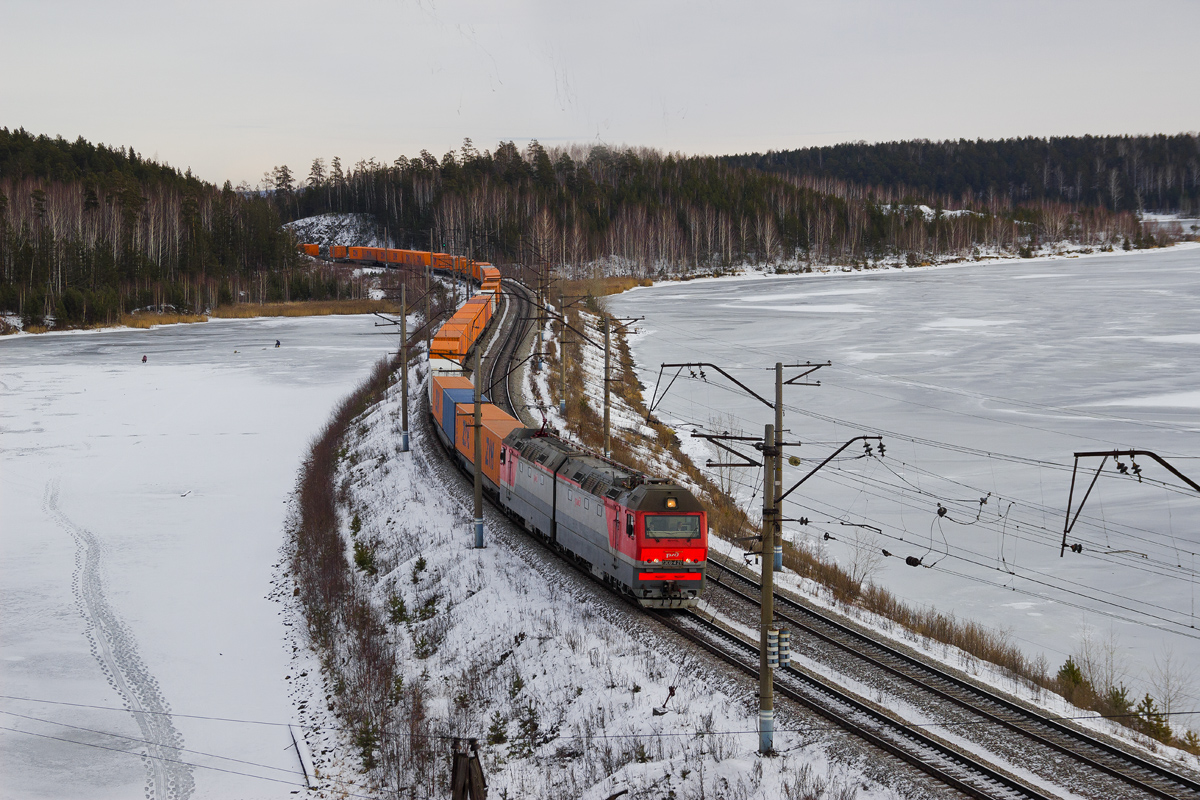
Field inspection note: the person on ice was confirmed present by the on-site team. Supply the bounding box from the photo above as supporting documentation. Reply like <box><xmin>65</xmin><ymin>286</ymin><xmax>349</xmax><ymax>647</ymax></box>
<box><xmin>275</xmin><ymin>340</ymin><xmax>280</xmax><ymax>348</ymax></box>
<box><xmin>142</xmin><ymin>355</ymin><xmax>147</xmax><ymax>363</ymax></box>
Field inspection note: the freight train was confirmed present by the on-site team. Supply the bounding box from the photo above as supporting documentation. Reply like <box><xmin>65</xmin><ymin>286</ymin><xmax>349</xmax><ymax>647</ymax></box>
<box><xmin>298</xmin><ymin>242</ymin><xmax>708</xmax><ymax>607</ymax></box>
<box><xmin>299</xmin><ymin>244</ymin><xmax>492</xmax><ymax>285</ymax></box>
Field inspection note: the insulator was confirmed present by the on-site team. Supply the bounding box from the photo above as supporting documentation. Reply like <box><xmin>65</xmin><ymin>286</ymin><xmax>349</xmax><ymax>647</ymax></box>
<box><xmin>767</xmin><ymin>629</ymin><xmax>779</xmax><ymax>668</ymax></box>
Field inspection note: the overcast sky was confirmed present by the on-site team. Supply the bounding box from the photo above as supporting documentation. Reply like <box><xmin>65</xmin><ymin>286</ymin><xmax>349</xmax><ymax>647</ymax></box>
<box><xmin>5</xmin><ymin>0</ymin><xmax>1197</xmax><ymax>186</ymax></box>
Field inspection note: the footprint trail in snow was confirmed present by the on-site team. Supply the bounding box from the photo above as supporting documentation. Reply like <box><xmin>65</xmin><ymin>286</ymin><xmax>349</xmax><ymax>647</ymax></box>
<box><xmin>44</xmin><ymin>478</ymin><xmax>194</xmax><ymax>800</ymax></box>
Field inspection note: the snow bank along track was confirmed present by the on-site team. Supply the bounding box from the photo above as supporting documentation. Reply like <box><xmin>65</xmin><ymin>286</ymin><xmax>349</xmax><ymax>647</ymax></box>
<box><xmin>655</xmin><ymin>609</ymin><xmax>1055</xmax><ymax>800</ymax></box>
<box><xmin>705</xmin><ymin>556</ymin><xmax>1200</xmax><ymax>800</ymax></box>
<box><xmin>429</xmin><ymin>275</ymin><xmax>1053</xmax><ymax>797</ymax></box>
<box><xmin>403</xmin><ymin>263</ymin><xmax>1200</xmax><ymax>798</ymax></box>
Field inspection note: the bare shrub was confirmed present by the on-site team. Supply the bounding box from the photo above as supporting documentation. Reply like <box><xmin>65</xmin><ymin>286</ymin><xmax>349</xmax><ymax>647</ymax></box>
<box><xmin>1149</xmin><ymin>643</ymin><xmax>1196</xmax><ymax>717</ymax></box>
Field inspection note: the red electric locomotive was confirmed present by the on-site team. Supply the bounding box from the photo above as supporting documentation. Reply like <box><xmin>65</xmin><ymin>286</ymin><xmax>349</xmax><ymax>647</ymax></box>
<box><xmin>498</xmin><ymin>429</ymin><xmax>706</xmax><ymax>608</ymax></box>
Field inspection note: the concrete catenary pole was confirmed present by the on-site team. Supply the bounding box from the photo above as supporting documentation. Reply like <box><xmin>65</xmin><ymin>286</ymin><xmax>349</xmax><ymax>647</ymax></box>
<box><xmin>400</xmin><ymin>283</ymin><xmax>409</xmax><ymax>452</ymax></box>
<box><xmin>535</xmin><ymin>260</ymin><xmax>545</xmax><ymax>372</ymax></box>
<box><xmin>559</xmin><ymin>285</ymin><xmax>567</xmax><ymax>416</ymax></box>
<box><xmin>473</xmin><ymin>346</ymin><xmax>484</xmax><ymax>548</ymax></box>
<box><xmin>760</xmin><ymin>422</ymin><xmax>776</xmax><ymax>754</ymax></box>
<box><xmin>603</xmin><ymin>317</ymin><xmax>611</xmax><ymax>458</ymax></box>
<box><xmin>774</xmin><ymin>362</ymin><xmax>784</xmax><ymax>571</ymax></box>
<box><xmin>427</xmin><ymin>235</ymin><xmax>436</xmax><ymax>357</ymax></box>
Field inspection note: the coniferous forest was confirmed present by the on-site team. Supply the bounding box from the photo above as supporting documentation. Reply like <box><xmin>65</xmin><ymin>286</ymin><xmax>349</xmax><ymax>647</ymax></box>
<box><xmin>0</xmin><ymin>128</ymin><xmax>307</xmax><ymax>327</ymax></box>
<box><xmin>724</xmin><ymin>135</ymin><xmax>1200</xmax><ymax>214</ymax></box>
<box><xmin>283</xmin><ymin>139</ymin><xmax>1174</xmax><ymax>278</ymax></box>
<box><xmin>2</xmin><ymin>128</ymin><xmax>1191</xmax><ymax>329</ymax></box>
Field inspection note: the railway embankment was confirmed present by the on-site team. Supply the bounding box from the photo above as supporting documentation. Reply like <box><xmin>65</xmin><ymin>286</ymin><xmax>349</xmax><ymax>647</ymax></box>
<box><xmin>531</xmin><ymin>287</ymin><xmax>1200</xmax><ymax>766</ymax></box>
<box><xmin>282</xmin><ymin>297</ymin><xmax>900</xmax><ymax>798</ymax></box>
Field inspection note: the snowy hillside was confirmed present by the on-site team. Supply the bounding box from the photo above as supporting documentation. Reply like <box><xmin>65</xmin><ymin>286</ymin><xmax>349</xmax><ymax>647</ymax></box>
<box><xmin>282</xmin><ymin>355</ymin><xmax>900</xmax><ymax>799</ymax></box>
<box><xmin>285</xmin><ymin>213</ymin><xmax>388</xmax><ymax>247</ymax></box>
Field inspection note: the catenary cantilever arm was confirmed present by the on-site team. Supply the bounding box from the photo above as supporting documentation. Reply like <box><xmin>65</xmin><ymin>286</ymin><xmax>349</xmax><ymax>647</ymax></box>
<box><xmin>777</xmin><ymin>436</ymin><xmax>882</xmax><ymax>503</ymax></box>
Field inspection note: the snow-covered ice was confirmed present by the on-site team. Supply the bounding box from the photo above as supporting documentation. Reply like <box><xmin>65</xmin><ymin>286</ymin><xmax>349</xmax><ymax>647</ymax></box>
<box><xmin>612</xmin><ymin>245</ymin><xmax>1200</xmax><ymax>726</ymax></box>
<box><xmin>0</xmin><ymin>316</ymin><xmax>395</xmax><ymax>799</ymax></box>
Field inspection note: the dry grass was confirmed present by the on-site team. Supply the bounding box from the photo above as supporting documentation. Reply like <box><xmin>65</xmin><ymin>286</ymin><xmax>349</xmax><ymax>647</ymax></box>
<box><xmin>210</xmin><ymin>299</ymin><xmax>403</xmax><ymax>318</ymax></box>
<box><xmin>560</xmin><ymin>276</ymin><xmax>652</xmax><ymax>300</ymax></box>
<box><xmin>120</xmin><ymin>312</ymin><xmax>208</xmax><ymax>328</ymax></box>
<box><xmin>546</xmin><ymin>309</ymin><xmax>1200</xmax><ymax>752</ymax></box>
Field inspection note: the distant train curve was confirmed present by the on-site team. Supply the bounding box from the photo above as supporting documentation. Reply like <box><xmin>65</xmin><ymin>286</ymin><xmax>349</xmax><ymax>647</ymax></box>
<box><xmin>298</xmin><ymin>241</ymin><xmax>708</xmax><ymax>607</ymax></box>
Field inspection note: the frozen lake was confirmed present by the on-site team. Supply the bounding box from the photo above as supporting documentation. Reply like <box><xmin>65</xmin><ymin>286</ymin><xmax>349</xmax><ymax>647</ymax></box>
<box><xmin>0</xmin><ymin>316</ymin><xmax>395</xmax><ymax>799</ymax></box>
<box><xmin>613</xmin><ymin>246</ymin><xmax>1200</xmax><ymax>714</ymax></box>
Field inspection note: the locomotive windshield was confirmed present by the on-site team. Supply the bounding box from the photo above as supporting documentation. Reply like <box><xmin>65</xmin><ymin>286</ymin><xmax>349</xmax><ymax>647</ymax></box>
<box><xmin>644</xmin><ymin>514</ymin><xmax>702</xmax><ymax>539</ymax></box>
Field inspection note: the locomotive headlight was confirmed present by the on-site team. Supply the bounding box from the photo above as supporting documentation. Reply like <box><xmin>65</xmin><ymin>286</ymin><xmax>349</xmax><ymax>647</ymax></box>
<box><xmin>665</xmin><ymin>497</ymin><xmax>677</xmax><ymax>509</ymax></box>
<box><xmin>684</xmin><ymin>558</ymin><xmax>692</xmax><ymax>564</ymax></box>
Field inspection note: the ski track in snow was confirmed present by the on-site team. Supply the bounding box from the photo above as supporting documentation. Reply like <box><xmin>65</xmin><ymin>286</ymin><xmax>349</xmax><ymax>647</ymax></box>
<box><xmin>43</xmin><ymin>478</ymin><xmax>194</xmax><ymax>800</ymax></box>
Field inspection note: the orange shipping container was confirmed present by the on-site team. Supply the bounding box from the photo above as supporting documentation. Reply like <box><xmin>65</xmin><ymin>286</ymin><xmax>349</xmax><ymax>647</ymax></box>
<box><xmin>454</xmin><ymin>403</ymin><xmax>523</xmax><ymax>485</ymax></box>
<box><xmin>431</xmin><ymin>375</ymin><xmax>473</xmax><ymax>425</ymax></box>
<box><xmin>480</xmin><ymin>417</ymin><xmax>524</xmax><ymax>485</ymax></box>
<box><xmin>442</xmin><ymin>298</ymin><xmax>491</xmax><ymax>351</ymax></box>
<box><xmin>431</xmin><ymin>327</ymin><xmax>469</xmax><ymax>361</ymax></box>
<box><xmin>331</xmin><ymin>246</ymin><xmax>347</xmax><ymax>259</ymax></box>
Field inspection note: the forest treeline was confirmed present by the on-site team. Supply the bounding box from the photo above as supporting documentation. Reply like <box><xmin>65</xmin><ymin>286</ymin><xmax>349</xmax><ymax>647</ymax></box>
<box><xmin>2</xmin><ymin>127</ymin><xmax>1184</xmax><ymax>330</ymax></box>
<box><xmin>0</xmin><ymin>127</ymin><xmax>349</xmax><ymax>328</ymax></box>
<box><xmin>724</xmin><ymin>135</ymin><xmax>1200</xmax><ymax>214</ymax></box>
<box><xmin>282</xmin><ymin>139</ymin><xmax>1164</xmax><ymax>281</ymax></box>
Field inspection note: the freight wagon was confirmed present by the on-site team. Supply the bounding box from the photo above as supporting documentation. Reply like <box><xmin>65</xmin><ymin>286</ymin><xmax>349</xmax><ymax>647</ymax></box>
<box><xmin>429</xmin><ymin>374</ymin><xmax>707</xmax><ymax>608</ymax></box>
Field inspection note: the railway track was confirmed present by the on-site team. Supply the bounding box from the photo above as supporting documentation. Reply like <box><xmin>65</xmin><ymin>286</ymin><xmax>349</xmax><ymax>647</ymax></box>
<box><xmin>656</xmin><ymin>610</ymin><xmax>1057</xmax><ymax>800</ymax></box>
<box><xmin>431</xmin><ymin>275</ymin><xmax>1200</xmax><ymax>799</ymax></box>
<box><xmin>705</xmin><ymin>557</ymin><xmax>1200</xmax><ymax>800</ymax></box>
<box><xmin>480</xmin><ymin>279</ymin><xmax>536</xmax><ymax>422</ymax></box>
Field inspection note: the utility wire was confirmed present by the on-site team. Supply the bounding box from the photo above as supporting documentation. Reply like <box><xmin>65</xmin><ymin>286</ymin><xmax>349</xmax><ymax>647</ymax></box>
<box><xmin>0</xmin><ymin>709</ymin><xmax>304</xmax><ymax>777</ymax></box>
<box><xmin>0</xmin><ymin>725</ymin><xmax>382</xmax><ymax>799</ymax></box>
<box><xmin>4</xmin><ymin>697</ymin><xmax>1193</xmax><ymax>745</ymax></box>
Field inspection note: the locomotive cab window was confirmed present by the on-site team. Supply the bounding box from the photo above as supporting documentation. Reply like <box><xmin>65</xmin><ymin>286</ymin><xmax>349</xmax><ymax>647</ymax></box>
<box><xmin>626</xmin><ymin>513</ymin><xmax>635</xmax><ymax>538</ymax></box>
<box><xmin>644</xmin><ymin>515</ymin><xmax>702</xmax><ymax>540</ymax></box>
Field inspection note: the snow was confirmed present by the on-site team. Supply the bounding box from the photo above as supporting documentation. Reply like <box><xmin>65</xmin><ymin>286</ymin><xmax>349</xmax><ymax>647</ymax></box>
<box><xmin>728</xmin><ymin>303</ymin><xmax>870</xmax><ymax>314</ymax></box>
<box><xmin>1148</xmin><ymin>333</ymin><xmax>1200</xmax><ymax>345</ymax></box>
<box><xmin>612</xmin><ymin>245</ymin><xmax>1200</xmax><ymax>743</ymax></box>
<box><xmin>290</xmin><ymin>349</ymin><xmax>898</xmax><ymax>800</ymax></box>
<box><xmin>878</xmin><ymin>204</ymin><xmax>978</xmax><ymax>220</ymax></box>
<box><xmin>284</xmin><ymin>213</ymin><xmax>387</xmax><ymax>247</ymax></box>
<box><xmin>1096</xmin><ymin>390</ymin><xmax>1200</xmax><ymax>409</ymax></box>
<box><xmin>0</xmin><ymin>316</ymin><xmax>396</xmax><ymax>799</ymax></box>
